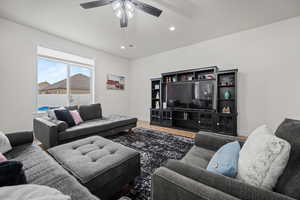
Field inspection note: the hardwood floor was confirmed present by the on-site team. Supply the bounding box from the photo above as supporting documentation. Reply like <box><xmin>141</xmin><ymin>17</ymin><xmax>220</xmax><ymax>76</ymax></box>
<box><xmin>136</xmin><ymin>120</ymin><xmax>196</xmax><ymax>138</ymax></box>
<box><xmin>136</xmin><ymin>120</ymin><xmax>247</xmax><ymax>140</ymax></box>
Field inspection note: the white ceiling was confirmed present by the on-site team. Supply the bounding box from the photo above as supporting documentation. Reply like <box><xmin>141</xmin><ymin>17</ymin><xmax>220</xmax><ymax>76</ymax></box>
<box><xmin>1</xmin><ymin>0</ymin><xmax>300</xmax><ymax>59</ymax></box>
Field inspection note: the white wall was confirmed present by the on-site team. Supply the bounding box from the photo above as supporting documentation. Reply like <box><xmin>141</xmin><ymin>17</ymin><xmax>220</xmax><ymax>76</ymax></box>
<box><xmin>129</xmin><ymin>16</ymin><xmax>300</xmax><ymax>136</ymax></box>
<box><xmin>0</xmin><ymin>17</ymin><xmax>130</xmax><ymax>132</ymax></box>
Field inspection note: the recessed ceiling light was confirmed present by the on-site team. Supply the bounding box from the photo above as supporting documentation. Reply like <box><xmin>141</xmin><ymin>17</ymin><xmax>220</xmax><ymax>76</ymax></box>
<box><xmin>169</xmin><ymin>26</ymin><xmax>176</xmax><ymax>31</ymax></box>
<box><xmin>120</xmin><ymin>45</ymin><xmax>126</xmax><ymax>50</ymax></box>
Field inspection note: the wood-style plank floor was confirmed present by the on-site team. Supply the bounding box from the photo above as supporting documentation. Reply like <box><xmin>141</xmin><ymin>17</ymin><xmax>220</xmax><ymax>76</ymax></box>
<box><xmin>135</xmin><ymin>120</ymin><xmax>247</xmax><ymax>140</ymax></box>
<box><xmin>135</xmin><ymin>120</ymin><xmax>196</xmax><ymax>138</ymax></box>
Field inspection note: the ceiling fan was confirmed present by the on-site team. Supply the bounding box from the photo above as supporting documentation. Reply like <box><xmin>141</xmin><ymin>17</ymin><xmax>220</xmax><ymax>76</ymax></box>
<box><xmin>80</xmin><ymin>0</ymin><xmax>163</xmax><ymax>28</ymax></box>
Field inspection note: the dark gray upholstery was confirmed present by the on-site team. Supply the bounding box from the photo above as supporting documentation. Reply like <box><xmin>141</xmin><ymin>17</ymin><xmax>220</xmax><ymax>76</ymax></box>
<box><xmin>164</xmin><ymin>160</ymin><xmax>294</xmax><ymax>200</ymax></box>
<box><xmin>152</xmin><ymin>167</ymin><xmax>240</xmax><ymax>200</ymax></box>
<box><xmin>181</xmin><ymin>146</ymin><xmax>214</xmax><ymax>168</ymax></box>
<box><xmin>274</xmin><ymin>119</ymin><xmax>300</xmax><ymax>199</ymax></box>
<box><xmin>4</xmin><ymin>132</ymin><xmax>99</xmax><ymax>200</ymax></box>
<box><xmin>195</xmin><ymin>131</ymin><xmax>245</xmax><ymax>151</ymax></box>
<box><xmin>48</xmin><ymin>136</ymin><xmax>140</xmax><ymax>200</ymax></box>
<box><xmin>34</xmin><ymin>114</ymin><xmax>137</xmax><ymax>149</ymax></box>
<box><xmin>6</xmin><ymin>131</ymin><xmax>34</xmax><ymax>147</ymax></box>
<box><xmin>79</xmin><ymin>103</ymin><xmax>102</xmax><ymax>121</ymax></box>
<box><xmin>152</xmin><ymin>129</ymin><xmax>297</xmax><ymax>200</ymax></box>
<box><xmin>34</xmin><ymin>117</ymin><xmax>60</xmax><ymax>148</ymax></box>
<box><xmin>59</xmin><ymin>115</ymin><xmax>137</xmax><ymax>141</ymax></box>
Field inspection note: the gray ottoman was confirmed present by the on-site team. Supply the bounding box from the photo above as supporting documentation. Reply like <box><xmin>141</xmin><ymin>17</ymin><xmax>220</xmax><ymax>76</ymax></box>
<box><xmin>48</xmin><ymin>136</ymin><xmax>140</xmax><ymax>200</ymax></box>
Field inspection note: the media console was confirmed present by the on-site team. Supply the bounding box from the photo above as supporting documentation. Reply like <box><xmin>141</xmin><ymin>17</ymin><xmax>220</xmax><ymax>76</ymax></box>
<box><xmin>150</xmin><ymin>66</ymin><xmax>238</xmax><ymax>136</ymax></box>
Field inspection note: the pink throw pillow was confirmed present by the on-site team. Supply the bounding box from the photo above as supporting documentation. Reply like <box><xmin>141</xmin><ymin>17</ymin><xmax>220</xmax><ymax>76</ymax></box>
<box><xmin>70</xmin><ymin>110</ymin><xmax>83</xmax><ymax>125</ymax></box>
<box><xmin>0</xmin><ymin>152</ymin><xmax>7</xmax><ymax>162</ymax></box>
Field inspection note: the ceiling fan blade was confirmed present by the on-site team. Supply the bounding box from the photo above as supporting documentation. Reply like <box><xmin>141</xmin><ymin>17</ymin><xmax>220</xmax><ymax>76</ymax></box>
<box><xmin>130</xmin><ymin>0</ymin><xmax>162</xmax><ymax>17</ymax></box>
<box><xmin>80</xmin><ymin>0</ymin><xmax>114</xmax><ymax>9</ymax></box>
<box><xmin>120</xmin><ymin>13</ymin><xmax>128</xmax><ymax>28</ymax></box>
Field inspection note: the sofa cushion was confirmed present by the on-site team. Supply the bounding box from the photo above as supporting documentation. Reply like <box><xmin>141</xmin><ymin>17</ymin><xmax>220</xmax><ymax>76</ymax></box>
<box><xmin>48</xmin><ymin>136</ymin><xmax>140</xmax><ymax>189</ymax></box>
<box><xmin>0</xmin><ymin>184</ymin><xmax>71</xmax><ymax>200</ymax></box>
<box><xmin>4</xmin><ymin>144</ymin><xmax>99</xmax><ymax>200</ymax></box>
<box><xmin>274</xmin><ymin>119</ymin><xmax>300</xmax><ymax>199</ymax></box>
<box><xmin>79</xmin><ymin>104</ymin><xmax>102</xmax><ymax>121</ymax></box>
<box><xmin>181</xmin><ymin>146</ymin><xmax>215</xmax><ymax>168</ymax></box>
<box><xmin>59</xmin><ymin>115</ymin><xmax>137</xmax><ymax>141</ymax></box>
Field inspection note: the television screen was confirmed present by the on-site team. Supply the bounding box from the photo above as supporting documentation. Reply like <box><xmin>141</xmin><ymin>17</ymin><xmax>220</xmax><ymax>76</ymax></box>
<box><xmin>167</xmin><ymin>81</ymin><xmax>214</xmax><ymax>109</ymax></box>
<box><xmin>167</xmin><ymin>82</ymin><xmax>194</xmax><ymax>107</ymax></box>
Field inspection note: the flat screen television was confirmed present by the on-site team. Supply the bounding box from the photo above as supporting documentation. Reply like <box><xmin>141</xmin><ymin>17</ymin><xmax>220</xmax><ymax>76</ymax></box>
<box><xmin>166</xmin><ymin>81</ymin><xmax>214</xmax><ymax>109</ymax></box>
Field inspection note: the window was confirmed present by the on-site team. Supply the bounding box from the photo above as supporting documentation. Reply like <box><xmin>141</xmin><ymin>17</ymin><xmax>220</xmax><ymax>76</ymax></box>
<box><xmin>37</xmin><ymin>47</ymin><xmax>94</xmax><ymax>111</ymax></box>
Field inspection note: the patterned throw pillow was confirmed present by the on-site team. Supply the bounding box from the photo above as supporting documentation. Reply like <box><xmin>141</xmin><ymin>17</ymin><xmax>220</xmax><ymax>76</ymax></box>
<box><xmin>70</xmin><ymin>110</ymin><xmax>83</xmax><ymax>125</ymax></box>
<box><xmin>207</xmin><ymin>141</ymin><xmax>240</xmax><ymax>177</ymax></box>
<box><xmin>237</xmin><ymin>125</ymin><xmax>291</xmax><ymax>190</ymax></box>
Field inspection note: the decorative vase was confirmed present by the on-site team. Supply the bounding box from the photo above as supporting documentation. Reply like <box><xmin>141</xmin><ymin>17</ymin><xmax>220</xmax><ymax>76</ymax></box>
<box><xmin>156</xmin><ymin>92</ymin><xmax>160</xmax><ymax>99</ymax></box>
<box><xmin>224</xmin><ymin>91</ymin><xmax>231</xmax><ymax>99</ymax></box>
<box><xmin>156</xmin><ymin>101</ymin><xmax>160</xmax><ymax>109</ymax></box>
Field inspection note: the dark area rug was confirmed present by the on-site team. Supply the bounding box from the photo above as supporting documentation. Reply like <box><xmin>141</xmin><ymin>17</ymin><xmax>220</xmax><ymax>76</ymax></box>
<box><xmin>108</xmin><ymin>128</ymin><xmax>194</xmax><ymax>200</ymax></box>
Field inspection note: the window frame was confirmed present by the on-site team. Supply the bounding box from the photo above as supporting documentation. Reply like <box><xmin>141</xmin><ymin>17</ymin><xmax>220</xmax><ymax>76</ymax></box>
<box><xmin>35</xmin><ymin>53</ymin><xmax>95</xmax><ymax>110</ymax></box>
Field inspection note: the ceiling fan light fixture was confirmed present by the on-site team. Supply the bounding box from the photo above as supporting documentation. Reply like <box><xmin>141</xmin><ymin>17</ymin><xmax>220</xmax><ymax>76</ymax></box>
<box><xmin>115</xmin><ymin>9</ymin><xmax>124</xmax><ymax>18</ymax></box>
<box><xmin>125</xmin><ymin>1</ymin><xmax>134</xmax><ymax>12</ymax></box>
<box><xmin>126</xmin><ymin>10</ymin><xmax>134</xmax><ymax>19</ymax></box>
<box><xmin>112</xmin><ymin>0</ymin><xmax>135</xmax><ymax>19</ymax></box>
<box><xmin>112</xmin><ymin>0</ymin><xmax>122</xmax><ymax>10</ymax></box>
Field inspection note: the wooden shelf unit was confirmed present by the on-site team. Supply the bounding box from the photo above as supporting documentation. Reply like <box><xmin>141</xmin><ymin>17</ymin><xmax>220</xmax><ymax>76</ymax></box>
<box><xmin>150</xmin><ymin>67</ymin><xmax>238</xmax><ymax>136</ymax></box>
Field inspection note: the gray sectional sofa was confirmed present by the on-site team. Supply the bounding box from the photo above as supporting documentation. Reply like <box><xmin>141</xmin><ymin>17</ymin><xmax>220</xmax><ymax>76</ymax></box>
<box><xmin>4</xmin><ymin>131</ymin><xmax>100</xmax><ymax>200</ymax></box>
<box><xmin>152</xmin><ymin>119</ymin><xmax>300</xmax><ymax>200</ymax></box>
<box><xmin>34</xmin><ymin>103</ymin><xmax>137</xmax><ymax>149</ymax></box>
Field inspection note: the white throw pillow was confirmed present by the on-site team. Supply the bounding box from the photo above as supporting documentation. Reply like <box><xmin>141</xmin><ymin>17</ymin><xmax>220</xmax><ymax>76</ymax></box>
<box><xmin>237</xmin><ymin>125</ymin><xmax>291</xmax><ymax>190</ymax></box>
<box><xmin>0</xmin><ymin>184</ymin><xmax>71</xmax><ymax>200</ymax></box>
<box><xmin>0</xmin><ymin>131</ymin><xmax>12</xmax><ymax>154</ymax></box>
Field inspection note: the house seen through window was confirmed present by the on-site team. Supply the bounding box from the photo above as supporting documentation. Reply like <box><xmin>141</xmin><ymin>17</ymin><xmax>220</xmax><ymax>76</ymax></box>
<box><xmin>37</xmin><ymin>47</ymin><xmax>94</xmax><ymax>111</ymax></box>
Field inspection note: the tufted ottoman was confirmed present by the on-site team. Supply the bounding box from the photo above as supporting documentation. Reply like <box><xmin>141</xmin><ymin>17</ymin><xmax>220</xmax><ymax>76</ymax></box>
<box><xmin>48</xmin><ymin>136</ymin><xmax>140</xmax><ymax>200</ymax></box>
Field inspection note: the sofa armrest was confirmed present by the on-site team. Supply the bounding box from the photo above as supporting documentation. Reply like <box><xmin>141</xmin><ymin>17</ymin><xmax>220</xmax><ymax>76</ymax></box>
<box><xmin>195</xmin><ymin>131</ymin><xmax>246</xmax><ymax>151</ymax></box>
<box><xmin>5</xmin><ymin>131</ymin><xmax>34</xmax><ymax>147</ymax></box>
<box><xmin>152</xmin><ymin>167</ymin><xmax>240</xmax><ymax>200</ymax></box>
<box><xmin>33</xmin><ymin>118</ymin><xmax>59</xmax><ymax>149</ymax></box>
<box><xmin>164</xmin><ymin>160</ymin><xmax>295</xmax><ymax>200</ymax></box>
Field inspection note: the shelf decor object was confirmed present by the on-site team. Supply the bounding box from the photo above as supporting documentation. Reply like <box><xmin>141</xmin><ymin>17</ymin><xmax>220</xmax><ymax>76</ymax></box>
<box><xmin>224</xmin><ymin>90</ymin><xmax>231</xmax><ymax>99</ymax></box>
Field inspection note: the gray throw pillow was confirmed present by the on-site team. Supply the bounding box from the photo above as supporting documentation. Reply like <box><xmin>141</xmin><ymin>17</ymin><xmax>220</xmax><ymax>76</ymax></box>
<box><xmin>274</xmin><ymin>119</ymin><xmax>300</xmax><ymax>199</ymax></box>
<box><xmin>79</xmin><ymin>103</ymin><xmax>102</xmax><ymax>121</ymax></box>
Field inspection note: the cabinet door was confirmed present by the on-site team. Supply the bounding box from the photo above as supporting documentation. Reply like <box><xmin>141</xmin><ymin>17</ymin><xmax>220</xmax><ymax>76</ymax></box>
<box><xmin>161</xmin><ymin>111</ymin><xmax>172</xmax><ymax>127</ymax></box>
<box><xmin>198</xmin><ymin>112</ymin><xmax>214</xmax><ymax>131</ymax></box>
<box><xmin>150</xmin><ymin>109</ymin><xmax>161</xmax><ymax>125</ymax></box>
<box><xmin>214</xmin><ymin>114</ymin><xmax>237</xmax><ymax>136</ymax></box>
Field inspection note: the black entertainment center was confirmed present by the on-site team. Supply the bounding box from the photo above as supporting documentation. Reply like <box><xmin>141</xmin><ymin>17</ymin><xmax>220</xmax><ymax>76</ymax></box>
<box><xmin>150</xmin><ymin>66</ymin><xmax>238</xmax><ymax>136</ymax></box>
